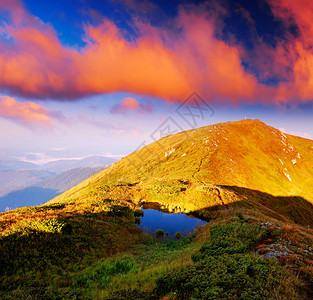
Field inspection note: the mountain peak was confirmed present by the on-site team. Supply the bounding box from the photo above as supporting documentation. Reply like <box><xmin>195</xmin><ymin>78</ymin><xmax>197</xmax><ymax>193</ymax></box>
<box><xmin>49</xmin><ymin>119</ymin><xmax>313</xmax><ymax>208</ymax></box>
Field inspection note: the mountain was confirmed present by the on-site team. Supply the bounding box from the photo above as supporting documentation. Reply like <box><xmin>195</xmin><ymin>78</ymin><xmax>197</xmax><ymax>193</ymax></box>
<box><xmin>41</xmin><ymin>156</ymin><xmax>118</xmax><ymax>173</ymax></box>
<box><xmin>1</xmin><ymin>119</ymin><xmax>313</xmax><ymax>299</ymax></box>
<box><xmin>0</xmin><ymin>167</ymin><xmax>105</xmax><ymax>212</ymax></box>
<box><xmin>51</xmin><ymin>119</ymin><xmax>313</xmax><ymax>215</ymax></box>
<box><xmin>0</xmin><ymin>155</ymin><xmax>118</xmax><ymax>209</ymax></box>
<box><xmin>0</xmin><ymin>159</ymin><xmax>38</xmax><ymax>171</ymax></box>
<box><xmin>36</xmin><ymin>166</ymin><xmax>106</xmax><ymax>193</ymax></box>
<box><xmin>0</xmin><ymin>169</ymin><xmax>55</xmax><ymax>197</ymax></box>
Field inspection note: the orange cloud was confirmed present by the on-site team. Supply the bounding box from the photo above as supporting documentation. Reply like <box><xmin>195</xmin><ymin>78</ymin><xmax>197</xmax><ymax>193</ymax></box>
<box><xmin>5</xmin><ymin>0</ymin><xmax>313</xmax><ymax>105</ymax></box>
<box><xmin>0</xmin><ymin>1</ymin><xmax>265</xmax><ymax>104</ymax></box>
<box><xmin>111</xmin><ymin>97</ymin><xmax>152</xmax><ymax>114</ymax></box>
<box><xmin>0</xmin><ymin>96</ymin><xmax>54</xmax><ymax>127</ymax></box>
<box><xmin>122</xmin><ymin>97</ymin><xmax>139</xmax><ymax>109</ymax></box>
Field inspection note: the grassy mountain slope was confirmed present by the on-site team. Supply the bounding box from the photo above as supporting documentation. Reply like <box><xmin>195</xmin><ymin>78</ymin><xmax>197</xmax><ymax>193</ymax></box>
<box><xmin>1</xmin><ymin>119</ymin><xmax>313</xmax><ymax>299</ymax></box>
<box><xmin>50</xmin><ymin>119</ymin><xmax>313</xmax><ymax>216</ymax></box>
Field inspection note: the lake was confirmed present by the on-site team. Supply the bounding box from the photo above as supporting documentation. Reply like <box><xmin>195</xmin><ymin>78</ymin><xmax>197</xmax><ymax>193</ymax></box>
<box><xmin>138</xmin><ymin>202</ymin><xmax>207</xmax><ymax>236</ymax></box>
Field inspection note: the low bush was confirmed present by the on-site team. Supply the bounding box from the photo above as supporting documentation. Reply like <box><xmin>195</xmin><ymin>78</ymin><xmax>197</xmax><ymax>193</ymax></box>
<box><xmin>2</xmin><ymin>218</ymin><xmax>65</xmax><ymax>237</ymax></box>
<box><xmin>192</xmin><ymin>222</ymin><xmax>267</xmax><ymax>261</ymax></box>
<box><xmin>155</xmin><ymin>229</ymin><xmax>164</xmax><ymax>238</ymax></box>
<box><xmin>175</xmin><ymin>232</ymin><xmax>182</xmax><ymax>240</ymax></box>
<box><xmin>155</xmin><ymin>222</ymin><xmax>301</xmax><ymax>299</ymax></box>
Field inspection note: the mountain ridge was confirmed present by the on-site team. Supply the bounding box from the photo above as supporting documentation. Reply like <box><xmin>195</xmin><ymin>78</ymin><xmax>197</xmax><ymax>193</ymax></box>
<box><xmin>49</xmin><ymin>119</ymin><xmax>313</xmax><ymax>211</ymax></box>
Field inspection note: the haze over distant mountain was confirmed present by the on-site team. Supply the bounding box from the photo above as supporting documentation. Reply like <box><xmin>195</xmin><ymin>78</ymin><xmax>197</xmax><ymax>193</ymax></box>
<box><xmin>39</xmin><ymin>156</ymin><xmax>118</xmax><ymax>173</ymax></box>
<box><xmin>0</xmin><ymin>155</ymin><xmax>119</xmax><ymax>212</ymax></box>
<box><xmin>0</xmin><ymin>160</ymin><xmax>38</xmax><ymax>171</ymax></box>
<box><xmin>36</xmin><ymin>167</ymin><xmax>106</xmax><ymax>193</ymax></box>
<box><xmin>0</xmin><ymin>167</ymin><xmax>106</xmax><ymax>212</ymax></box>
<box><xmin>0</xmin><ymin>170</ymin><xmax>55</xmax><ymax>198</ymax></box>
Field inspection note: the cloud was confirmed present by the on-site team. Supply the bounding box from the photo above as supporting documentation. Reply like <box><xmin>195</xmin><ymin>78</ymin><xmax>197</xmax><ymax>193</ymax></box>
<box><xmin>0</xmin><ymin>96</ymin><xmax>60</xmax><ymax>128</ymax></box>
<box><xmin>251</xmin><ymin>0</ymin><xmax>313</xmax><ymax>103</ymax></box>
<box><xmin>110</xmin><ymin>97</ymin><xmax>152</xmax><ymax>114</ymax></box>
<box><xmin>0</xmin><ymin>0</ymin><xmax>313</xmax><ymax>105</ymax></box>
<box><xmin>0</xmin><ymin>0</ymin><xmax>26</xmax><ymax>25</ymax></box>
<box><xmin>51</xmin><ymin>147</ymin><xmax>67</xmax><ymax>151</ymax></box>
<box><xmin>0</xmin><ymin>1</ymin><xmax>264</xmax><ymax>104</ymax></box>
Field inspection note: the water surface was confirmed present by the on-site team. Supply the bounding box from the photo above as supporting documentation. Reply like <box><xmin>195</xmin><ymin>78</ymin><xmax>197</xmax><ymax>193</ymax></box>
<box><xmin>138</xmin><ymin>202</ymin><xmax>206</xmax><ymax>236</ymax></box>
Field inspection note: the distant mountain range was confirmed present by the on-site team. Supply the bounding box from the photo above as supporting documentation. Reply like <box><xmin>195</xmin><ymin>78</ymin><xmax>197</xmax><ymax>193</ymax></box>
<box><xmin>0</xmin><ymin>159</ymin><xmax>38</xmax><ymax>171</ymax></box>
<box><xmin>36</xmin><ymin>167</ymin><xmax>106</xmax><ymax>193</ymax></box>
<box><xmin>0</xmin><ymin>155</ymin><xmax>119</xmax><ymax>212</ymax></box>
<box><xmin>0</xmin><ymin>166</ymin><xmax>106</xmax><ymax>212</ymax></box>
<box><xmin>0</xmin><ymin>155</ymin><xmax>117</xmax><ymax>172</ymax></box>
<box><xmin>39</xmin><ymin>156</ymin><xmax>118</xmax><ymax>173</ymax></box>
<box><xmin>0</xmin><ymin>169</ymin><xmax>55</xmax><ymax>198</ymax></box>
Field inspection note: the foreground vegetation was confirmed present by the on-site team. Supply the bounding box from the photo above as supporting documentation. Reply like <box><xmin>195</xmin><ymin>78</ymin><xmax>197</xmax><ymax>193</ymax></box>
<box><xmin>1</xmin><ymin>193</ymin><xmax>313</xmax><ymax>299</ymax></box>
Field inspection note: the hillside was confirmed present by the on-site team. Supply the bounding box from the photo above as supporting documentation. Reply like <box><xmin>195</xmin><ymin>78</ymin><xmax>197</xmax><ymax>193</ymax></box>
<box><xmin>1</xmin><ymin>119</ymin><xmax>313</xmax><ymax>299</ymax></box>
<box><xmin>51</xmin><ymin>119</ymin><xmax>313</xmax><ymax>217</ymax></box>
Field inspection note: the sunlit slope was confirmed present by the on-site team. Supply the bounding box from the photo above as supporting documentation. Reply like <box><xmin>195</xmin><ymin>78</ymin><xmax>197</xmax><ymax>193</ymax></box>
<box><xmin>50</xmin><ymin>119</ymin><xmax>313</xmax><ymax>208</ymax></box>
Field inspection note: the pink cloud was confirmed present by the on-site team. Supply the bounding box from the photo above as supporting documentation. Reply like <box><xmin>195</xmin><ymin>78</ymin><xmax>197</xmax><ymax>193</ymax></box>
<box><xmin>0</xmin><ymin>0</ymin><xmax>25</xmax><ymax>25</ymax></box>
<box><xmin>0</xmin><ymin>96</ymin><xmax>60</xmax><ymax>128</ymax></box>
<box><xmin>110</xmin><ymin>97</ymin><xmax>152</xmax><ymax>114</ymax></box>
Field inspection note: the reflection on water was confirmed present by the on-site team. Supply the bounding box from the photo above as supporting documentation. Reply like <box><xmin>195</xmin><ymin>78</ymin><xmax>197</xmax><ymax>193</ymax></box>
<box><xmin>137</xmin><ymin>202</ymin><xmax>206</xmax><ymax>236</ymax></box>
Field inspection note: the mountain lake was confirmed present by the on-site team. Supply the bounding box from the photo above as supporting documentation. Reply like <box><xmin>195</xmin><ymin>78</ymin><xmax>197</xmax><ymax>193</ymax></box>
<box><xmin>138</xmin><ymin>202</ymin><xmax>207</xmax><ymax>236</ymax></box>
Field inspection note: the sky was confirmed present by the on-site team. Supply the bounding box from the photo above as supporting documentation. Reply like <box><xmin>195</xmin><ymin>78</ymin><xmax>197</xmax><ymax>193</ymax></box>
<box><xmin>0</xmin><ymin>0</ymin><xmax>313</xmax><ymax>164</ymax></box>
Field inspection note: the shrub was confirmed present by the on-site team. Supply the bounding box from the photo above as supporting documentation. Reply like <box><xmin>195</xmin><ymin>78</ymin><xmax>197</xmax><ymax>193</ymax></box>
<box><xmin>192</xmin><ymin>222</ymin><xmax>267</xmax><ymax>261</ymax></box>
<box><xmin>3</xmin><ymin>219</ymin><xmax>65</xmax><ymax>237</ymax></box>
<box><xmin>134</xmin><ymin>210</ymin><xmax>144</xmax><ymax>217</ymax></box>
<box><xmin>156</xmin><ymin>253</ymin><xmax>296</xmax><ymax>299</ymax></box>
<box><xmin>156</xmin><ymin>229</ymin><xmax>164</xmax><ymax>238</ymax></box>
<box><xmin>175</xmin><ymin>232</ymin><xmax>181</xmax><ymax>240</ymax></box>
<box><xmin>155</xmin><ymin>222</ymin><xmax>301</xmax><ymax>299</ymax></box>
